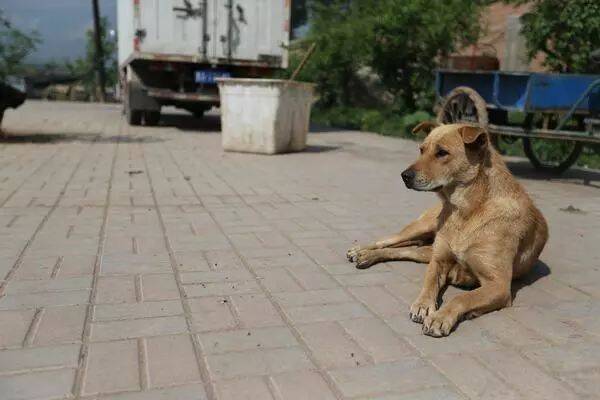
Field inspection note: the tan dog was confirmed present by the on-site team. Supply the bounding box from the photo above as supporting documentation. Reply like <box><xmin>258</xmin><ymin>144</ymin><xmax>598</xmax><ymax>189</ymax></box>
<box><xmin>347</xmin><ymin>122</ymin><xmax>548</xmax><ymax>337</ymax></box>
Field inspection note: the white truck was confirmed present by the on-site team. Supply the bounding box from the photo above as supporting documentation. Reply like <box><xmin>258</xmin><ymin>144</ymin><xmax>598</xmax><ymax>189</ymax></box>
<box><xmin>117</xmin><ymin>0</ymin><xmax>291</xmax><ymax>125</ymax></box>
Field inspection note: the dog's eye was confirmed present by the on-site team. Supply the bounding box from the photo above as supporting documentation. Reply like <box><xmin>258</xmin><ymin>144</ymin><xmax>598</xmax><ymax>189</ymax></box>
<box><xmin>435</xmin><ymin>149</ymin><xmax>449</xmax><ymax>158</ymax></box>
<box><xmin>419</xmin><ymin>147</ymin><xmax>424</xmax><ymax>155</ymax></box>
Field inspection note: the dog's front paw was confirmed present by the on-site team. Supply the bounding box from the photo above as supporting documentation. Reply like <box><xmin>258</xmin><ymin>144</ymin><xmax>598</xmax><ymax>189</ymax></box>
<box><xmin>422</xmin><ymin>310</ymin><xmax>457</xmax><ymax>337</ymax></box>
<box><xmin>409</xmin><ymin>298</ymin><xmax>437</xmax><ymax>324</ymax></box>
<box><xmin>354</xmin><ymin>250</ymin><xmax>378</xmax><ymax>269</ymax></box>
<box><xmin>346</xmin><ymin>245</ymin><xmax>363</xmax><ymax>262</ymax></box>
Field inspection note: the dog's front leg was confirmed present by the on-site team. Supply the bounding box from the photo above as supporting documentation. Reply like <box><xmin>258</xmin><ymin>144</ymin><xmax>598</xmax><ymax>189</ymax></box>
<box><xmin>409</xmin><ymin>259</ymin><xmax>450</xmax><ymax>323</ymax></box>
<box><xmin>422</xmin><ymin>253</ymin><xmax>512</xmax><ymax>337</ymax></box>
<box><xmin>347</xmin><ymin>203</ymin><xmax>441</xmax><ymax>262</ymax></box>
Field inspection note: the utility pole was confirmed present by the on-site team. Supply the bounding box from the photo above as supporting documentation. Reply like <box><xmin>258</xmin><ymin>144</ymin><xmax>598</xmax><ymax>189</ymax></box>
<box><xmin>92</xmin><ymin>0</ymin><xmax>106</xmax><ymax>102</ymax></box>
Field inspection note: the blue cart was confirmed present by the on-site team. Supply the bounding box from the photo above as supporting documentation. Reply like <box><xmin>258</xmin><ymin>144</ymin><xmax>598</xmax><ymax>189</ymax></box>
<box><xmin>436</xmin><ymin>70</ymin><xmax>600</xmax><ymax>173</ymax></box>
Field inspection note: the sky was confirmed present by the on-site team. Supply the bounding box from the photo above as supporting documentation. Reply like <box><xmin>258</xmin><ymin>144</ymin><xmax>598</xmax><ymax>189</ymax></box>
<box><xmin>1</xmin><ymin>0</ymin><xmax>117</xmax><ymax>64</ymax></box>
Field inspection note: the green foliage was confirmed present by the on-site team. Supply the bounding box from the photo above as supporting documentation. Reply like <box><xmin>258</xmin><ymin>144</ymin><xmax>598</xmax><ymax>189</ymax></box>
<box><xmin>312</xmin><ymin>106</ymin><xmax>433</xmax><ymax>138</ymax></box>
<box><xmin>0</xmin><ymin>10</ymin><xmax>40</xmax><ymax>81</ymax></box>
<box><xmin>517</xmin><ymin>0</ymin><xmax>600</xmax><ymax>73</ymax></box>
<box><xmin>292</xmin><ymin>0</ymin><xmax>484</xmax><ymax>111</ymax></box>
<box><xmin>370</xmin><ymin>0</ymin><xmax>483</xmax><ymax>110</ymax></box>
<box><xmin>65</xmin><ymin>17</ymin><xmax>117</xmax><ymax>100</ymax></box>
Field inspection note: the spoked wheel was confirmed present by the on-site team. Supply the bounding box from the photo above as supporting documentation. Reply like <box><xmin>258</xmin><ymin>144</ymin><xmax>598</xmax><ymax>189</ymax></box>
<box><xmin>437</xmin><ymin>86</ymin><xmax>499</xmax><ymax>149</ymax></box>
<box><xmin>522</xmin><ymin>113</ymin><xmax>583</xmax><ymax>174</ymax></box>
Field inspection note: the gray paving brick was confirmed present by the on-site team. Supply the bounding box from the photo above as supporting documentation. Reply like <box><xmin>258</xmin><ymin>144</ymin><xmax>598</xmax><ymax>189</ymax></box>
<box><xmin>270</xmin><ymin>370</ymin><xmax>337</xmax><ymax>400</ymax></box>
<box><xmin>146</xmin><ymin>335</ymin><xmax>201</xmax><ymax>388</ymax></box>
<box><xmin>0</xmin><ymin>344</ymin><xmax>80</xmax><ymax>374</ymax></box>
<box><xmin>91</xmin><ymin>315</ymin><xmax>188</xmax><ymax>341</ymax></box>
<box><xmin>0</xmin><ymin>309</ymin><xmax>34</xmax><ymax>348</ymax></box>
<box><xmin>199</xmin><ymin>326</ymin><xmax>297</xmax><ymax>354</ymax></box>
<box><xmin>284</xmin><ymin>302</ymin><xmax>371</xmax><ymax>324</ymax></box>
<box><xmin>230</xmin><ymin>294</ymin><xmax>284</xmax><ymax>328</ymax></box>
<box><xmin>296</xmin><ymin>321</ymin><xmax>370</xmax><ymax>369</ymax></box>
<box><xmin>93</xmin><ymin>300</ymin><xmax>184</xmax><ymax>321</ymax></box>
<box><xmin>34</xmin><ymin>305</ymin><xmax>87</xmax><ymax>345</ymax></box>
<box><xmin>0</xmin><ymin>368</ymin><xmax>76</xmax><ymax>400</ymax></box>
<box><xmin>205</xmin><ymin>347</ymin><xmax>313</xmax><ymax>380</ymax></box>
<box><xmin>328</xmin><ymin>358</ymin><xmax>449</xmax><ymax>398</ymax></box>
<box><xmin>83</xmin><ymin>340</ymin><xmax>140</xmax><ymax>395</ymax></box>
<box><xmin>215</xmin><ymin>377</ymin><xmax>274</xmax><ymax>400</ymax></box>
<box><xmin>476</xmin><ymin>349</ymin><xmax>579</xmax><ymax>400</ymax></box>
<box><xmin>98</xmin><ymin>384</ymin><xmax>207</xmax><ymax>400</ymax></box>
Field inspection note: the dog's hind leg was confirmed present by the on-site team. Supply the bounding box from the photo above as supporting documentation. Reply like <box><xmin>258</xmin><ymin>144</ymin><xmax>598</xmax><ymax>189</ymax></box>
<box><xmin>347</xmin><ymin>203</ymin><xmax>441</xmax><ymax>262</ymax></box>
<box><xmin>354</xmin><ymin>245</ymin><xmax>432</xmax><ymax>269</ymax></box>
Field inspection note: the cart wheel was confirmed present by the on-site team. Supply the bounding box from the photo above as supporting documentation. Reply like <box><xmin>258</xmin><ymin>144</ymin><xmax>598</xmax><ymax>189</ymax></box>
<box><xmin>436</xmin><ymin>86</ymin><xmax>499</xmax><ymax>149</ymax></box>
<box><xmin>522</xmin><ymin>114</ymin><xmax>583</xmax><ymax>174</ymax></box>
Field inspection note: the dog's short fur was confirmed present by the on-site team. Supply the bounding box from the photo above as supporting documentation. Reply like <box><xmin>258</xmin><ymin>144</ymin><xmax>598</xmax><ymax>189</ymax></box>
<box><xmin>347</xmin><ymin>122</ymin><xmax>548</xmax><ymax>337</ymax></box>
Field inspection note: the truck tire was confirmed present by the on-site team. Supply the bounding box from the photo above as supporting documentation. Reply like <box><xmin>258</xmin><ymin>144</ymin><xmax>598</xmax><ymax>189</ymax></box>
<box><xmin>144</xmin><ymin>111</ymin><xmax>161</xmax><ymax>126</ymax></box>
<box><xmin>126</xmin><ymin>105</ymin><xmax>142</xmax><ymax>126</ymax></box>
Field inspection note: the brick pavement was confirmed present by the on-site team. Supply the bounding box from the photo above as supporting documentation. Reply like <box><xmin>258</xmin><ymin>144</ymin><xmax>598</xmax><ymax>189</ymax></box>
<box><xmin>0</xmin><ymin>101</ymin><xmax>599</xmax><ymax>399</ymax></box>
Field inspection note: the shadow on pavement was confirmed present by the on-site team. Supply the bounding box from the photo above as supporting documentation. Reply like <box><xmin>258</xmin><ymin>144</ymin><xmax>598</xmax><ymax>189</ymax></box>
<box><xmin>511</xmin><ymin>260</ymin><xmax>552</xmax><ymax>301</ymax></box>
<box><xmin>158</xmin><ymin>113</ymin><xmax>221</xmax><ymax>132</ymax></box>
<box><xmin>507</xmin><ymin>159</ymin><xmax>600</xmax><ymax>189</ymax></box>
<box><xmin>0</xmin><ymin>132</ymin><xmax>164</xmax><ymax>144</ymax></box>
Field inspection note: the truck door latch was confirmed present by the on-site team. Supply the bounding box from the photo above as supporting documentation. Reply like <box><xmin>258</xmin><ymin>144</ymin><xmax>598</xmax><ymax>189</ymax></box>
<box><xmin>173</xmin><ymin>0</ymin><xmax>203</xmax><ymax>19</ymax></box>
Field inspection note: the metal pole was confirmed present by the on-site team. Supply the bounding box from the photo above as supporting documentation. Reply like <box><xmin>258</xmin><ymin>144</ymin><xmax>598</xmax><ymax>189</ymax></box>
<box><xmin>92</xmin><ymin>0</ymin><xmax>107</xmax><ymax>102</ymax></box>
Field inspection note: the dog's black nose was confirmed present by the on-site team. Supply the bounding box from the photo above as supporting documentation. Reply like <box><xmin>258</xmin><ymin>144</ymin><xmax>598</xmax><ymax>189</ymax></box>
<box><xmin>401</xmin><ymin>169</ymin><xmax>415</xmax><ymax>186</ymax></box>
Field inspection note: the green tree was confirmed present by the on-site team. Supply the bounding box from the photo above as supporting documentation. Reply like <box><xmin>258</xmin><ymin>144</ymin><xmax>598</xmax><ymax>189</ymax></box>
<box><xmin>66</xmin><ymin>17</ymin><xmax>117</xmax><ymax>100</ymax></box>
<box><xmin>516</xmin><ymin>0</ymin><xmax>600</xmax><ymax>73</ymax></box>
<box><xmin>370</xmin><ymin>0</ymin><xmax>483</xmax><ymax>110</ymax></box>
<box><xmin>0</xmin><ymin>9</ymin><xmax>40</xmax><ymax>81</ymax></box>
<box><xmin>295</xmin><ymin>0</ymin><xmax>484</xmax><ymax>111</ymax></box>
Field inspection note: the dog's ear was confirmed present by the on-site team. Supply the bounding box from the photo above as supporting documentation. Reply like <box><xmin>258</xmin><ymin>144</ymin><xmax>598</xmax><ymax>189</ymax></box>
<box><xmin>458</xmin><ymin>125</ymin><xmax>487</xmax><ymax>147</ymax></box>
<box><xmin>411</xmin><ymin>121</ymin><xmax>439</xmax><ymax>136</ymax></box>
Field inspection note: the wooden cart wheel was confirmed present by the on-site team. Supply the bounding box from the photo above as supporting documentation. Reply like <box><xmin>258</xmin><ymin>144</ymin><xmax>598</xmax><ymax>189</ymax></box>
<box><xmin>522</xmin><ymin>113</ymin><xmax>583</xmax><ymax>174</ymax></box>
<box><xmin>436</xmin><ymin>86</ymin><xmax>499</xmax><ymax>149</ymax></box>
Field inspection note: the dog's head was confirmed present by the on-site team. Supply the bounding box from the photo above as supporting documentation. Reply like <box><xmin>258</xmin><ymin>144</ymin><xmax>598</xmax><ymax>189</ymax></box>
<box><xmin>401</xmin><ymin>122</ymin><xmax>489</xmax><ymax>191</ymax></box>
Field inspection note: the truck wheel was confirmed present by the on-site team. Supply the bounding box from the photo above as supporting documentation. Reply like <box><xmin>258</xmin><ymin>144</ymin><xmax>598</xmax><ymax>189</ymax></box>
<box><xmin>126</xmin><ymin>106</ymin><xmax>142</xmax><ymax>126</ymax></box>
<box><xmin>143</xmin><ymin>111</ymin><xmax>161</xmax><ymax>126</ymax></box>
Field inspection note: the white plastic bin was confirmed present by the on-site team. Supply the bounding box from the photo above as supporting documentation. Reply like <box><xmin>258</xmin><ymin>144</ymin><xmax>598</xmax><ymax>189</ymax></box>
<box><xmin>217</xmin><ymin>78</ymin><xmax>315</xmax><ymax>154</ymax></box>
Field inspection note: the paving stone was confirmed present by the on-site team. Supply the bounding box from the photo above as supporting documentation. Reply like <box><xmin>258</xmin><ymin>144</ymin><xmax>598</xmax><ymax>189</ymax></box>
<box><xmin>215</xmin><ymin>377</ymin><xmax>274</xmax><ymax>400</ymax></box>
<box><xmin>0</xmin><ymin>368</ymin><xmax>76</xmax><ymax>400</ymax></box>
<box><xmin>0</xmin><ymin>344</ymin><xmax>80</xmax><ymax>373</ymax></box>
<box><xmin>187</xmin><ymin>297</ymin><xmax>236</xmax><ymax>332</ymax></box>
<box><xmin>0</xmin><ymin>290</ymin><xmax>90</xmax><ymax>310</ymax></box>
<box><xmin>328</xmin><ymin>358</ymin><xmax>449</xmax><ymax>398</ymax></box>
<box><xmin>141</xmin><ymin>274</ymin><xmax>180</xmax><ymax>301</ymax></box>
<box><xmin>205</xmin><ymin>347</ymin><xmax>313</xmax><ymax>380</ymax></box>
<box><xmin>184</xmin><ymin>280</ymin><xmax>261</xmax><ymax>297</ymax></box>
<box><xmin>476</xmin><ymin>349</ymin><xmax>579</xmax><ymax>400</ymax></box>
<box><xmin>34</xmin><ymin>305</ymin><xmax>87</xmax><ymax>345</ymax></box>
<box><xmin>199</xmin><ymin>326</ymin><xmax>297</xmax><ymax>354</ymax></box>
<box><xmin>273</xmin><ymin>288</ymin><xmax>352</xmax><ymax>308</ymax></box>
<box><xmin>522</xmin><ymin>342</ymin><xmax>600</xmax><ymax>373</ymax></box>
<box><xmin>364</xmin><ymin>387</ymin><xmax>467</xmax><ymax>400</ymax></box>
<box><xmin>146</xmin><ymin>335</ymin><xmax>201</xmax><ymax>388</ymax></box>
<box><xmin>84</xmin><ymin>340</ymin><xmax>140</xmax><ymax>395</ymax></box>
<box><xmin>96</xmin><ymin>276</ymin><xmax>136</xmax><ymax>304</ymax></box>
<box><xmin>93</xmin><ymin>300</ymin><xmax>184</xmax><ymax>321</ymax></box>
<box><xmin>284</xmin><ymin>302</ymin><xmax>371</xmax><ymax>324</ymax></box>
<box><xmin>296</xmin><ymin>321</ymin><xmax>370</xmax><ymax>369</ymax></box>
<box><xmin>431</xmin><ymin>353</ymin><xmax>521</xmax><ymax>400</ymax></box>
<box><xmin>98</xmin><ymin>384</ymin><xmax>208</xmax><ymax>400</ymax></box>
<box><xmin>5</xmin><ymin>276</ymin><xmax>92</xmax><ymax>294</ymax></box>
<box><xmin>0</xmin><ymin>309</ymin><xmax>34</xmax><ymax>348</ymax></box>
<box><xmin>340</xmin><ymin>318</ymin><xmax>415</xmax><ymax>362</ymax></box>
<box><xmin>91</xmin><ymin>315</ymin><xmax>188</xmax><ymax>341</ymax></box>
<box><xmin>349</xmin><ymin>286</ymin><xmax>407</xmax><ymax>317</ymax></box>
<box><xmin>230</xmin><ymin>294</ymin><xmax>284</xmax><ymax>328</ymax></box>
<box><xmin>270</xmin><ymin>370</ymin><xmax>337</xmax><ymax>400</ymax></box>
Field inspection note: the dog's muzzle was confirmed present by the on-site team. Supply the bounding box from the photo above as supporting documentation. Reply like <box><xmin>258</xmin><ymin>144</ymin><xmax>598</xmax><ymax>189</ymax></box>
<box><xmin>401</xmin><ymin>168</ymin><xmax>415</xmax><ymax>188</ymax></box>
